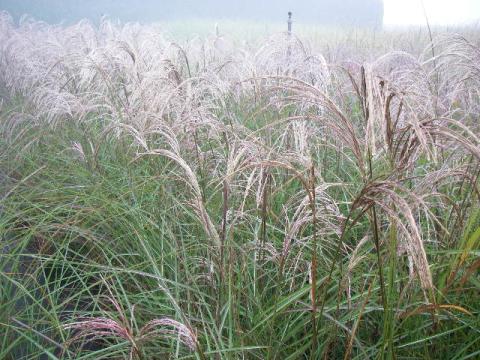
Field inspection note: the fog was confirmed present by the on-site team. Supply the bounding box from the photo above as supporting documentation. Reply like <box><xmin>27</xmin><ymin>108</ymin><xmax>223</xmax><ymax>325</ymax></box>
<box><xmin>384</xmin><ymin>0</ymin><xmax>480</xmax><ymax>26</ymax></box>
<box><xmin>0</xmin><ymin>0</ymin><xmax>384</xmax><ymax>27</ymax></box>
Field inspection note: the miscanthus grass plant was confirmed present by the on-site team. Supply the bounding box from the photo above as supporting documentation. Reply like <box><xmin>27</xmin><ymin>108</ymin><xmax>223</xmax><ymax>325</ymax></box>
<box><xmin>0</xmin><ymin>12</ymin><xmax>479</xmax><ymax>359</ymax></box>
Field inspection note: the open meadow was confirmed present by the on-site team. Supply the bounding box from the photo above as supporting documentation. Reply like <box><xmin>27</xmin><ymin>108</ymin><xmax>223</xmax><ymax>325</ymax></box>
<box><xmin>0</xmin><ymin>12</ymin><xmax>479</xmax><ymax>359</ymax></box>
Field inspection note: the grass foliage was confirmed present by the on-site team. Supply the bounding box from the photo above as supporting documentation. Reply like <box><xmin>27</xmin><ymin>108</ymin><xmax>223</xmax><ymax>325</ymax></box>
<box><xmin>0</xmin><ymin>12</ymin><xmax>479</xmax><ymax>359</ymax></box>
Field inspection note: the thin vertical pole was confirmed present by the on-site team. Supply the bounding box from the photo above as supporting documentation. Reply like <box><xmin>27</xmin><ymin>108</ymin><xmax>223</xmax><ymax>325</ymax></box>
<box><xmin>288</xmin><ymin>11</ymin><xmax>292</xmax><ymax>34</ymax></box>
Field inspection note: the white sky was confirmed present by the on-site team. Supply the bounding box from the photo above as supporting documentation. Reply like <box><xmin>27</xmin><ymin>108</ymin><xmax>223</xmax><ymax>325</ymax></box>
<box><xmin>384</xmin><ymin>0</ymin><xmax>480</xmax><ymax>25</ymax></box>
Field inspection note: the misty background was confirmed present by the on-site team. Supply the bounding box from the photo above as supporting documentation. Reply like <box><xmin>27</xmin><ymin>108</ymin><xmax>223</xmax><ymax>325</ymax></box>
<box><xmin>0</xmin><ymin>0</ymin><xmax>384</xmax><ymax>27</ymax></box>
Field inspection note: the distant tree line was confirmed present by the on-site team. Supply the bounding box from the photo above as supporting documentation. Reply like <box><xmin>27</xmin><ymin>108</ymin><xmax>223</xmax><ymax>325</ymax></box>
<box><xmin>0</xmin><ymin>0</ymin><xmax>384</xmax><ymax>27</ymax></box>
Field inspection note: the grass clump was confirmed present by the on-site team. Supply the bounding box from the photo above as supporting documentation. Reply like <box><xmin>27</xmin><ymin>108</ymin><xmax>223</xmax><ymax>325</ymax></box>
<box><xmin>0</xmin><ymin>12</ymin><xmax>480</xmax><ymax>359</ymax></box>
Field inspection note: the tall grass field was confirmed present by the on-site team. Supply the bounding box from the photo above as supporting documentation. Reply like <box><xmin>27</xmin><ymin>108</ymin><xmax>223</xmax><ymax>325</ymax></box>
<box><xmin>0</xmin><ymin>12</ymin><xmax>479</xmax><ymax>359</ymax></box>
